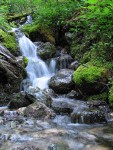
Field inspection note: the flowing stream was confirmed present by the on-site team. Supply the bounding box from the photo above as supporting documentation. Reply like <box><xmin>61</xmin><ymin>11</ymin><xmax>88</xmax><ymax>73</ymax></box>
<box><xmin>18</xmin><ymin>34</ymin><xmax>55</xmax><ymax>90</ymax></box>
<box><xmin>0</xmin><ymin>17</ymin><xmax>113</xmax><ymax>150</ymax></box>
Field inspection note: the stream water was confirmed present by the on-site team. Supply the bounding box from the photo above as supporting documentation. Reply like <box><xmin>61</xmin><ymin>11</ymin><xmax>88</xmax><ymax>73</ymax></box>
<box><xmin>0</xmin><ymin>17</ymin><xmax>113</xmax><ymax>150</ymax></box>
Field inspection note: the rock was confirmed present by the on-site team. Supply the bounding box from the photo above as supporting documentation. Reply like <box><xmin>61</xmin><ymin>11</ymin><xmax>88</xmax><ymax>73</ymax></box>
<box><xmin>0</xmin><ymin>92</ymin><xmax>11</xmax><ymax>106</ymax></box>
<box><xmin>48</xmin><ymin>141</ymin><xmax>69</xmax><ymax>150</ymax></box>
<box><xmin>0</xmin><ymin>44</ymin><xmax>24</xmax><ymax>94</ymax></box>
<box><xmin>65</xmin><ymin>32</ymin><xmax>72</xmax><ymax>45</ymax></box>
<box><xmin>52</xmin><ymin>97</ymin><xmax>74</xmax><ymax>114</ymax></box>
<box><xmin>36</xmin><ymin>42</ymin><xmax>56</xmax><ymax>60</ymax></box>
<box><xmin>69</xmin><ymin>60</ymin><xmax>79</xmax><ymax>70</ymax></box>
<box><xmin>71</xmin><ymin>100</ymin><xmax>109</xmax><ymax>124</ymax></box>
<box><xmin>66</xmin><ymin>90</ymin><xmax>82</xmax><ymax>99</ymax></box>
<box><xmin>49</xmin><ymin>69</ymin><xmax>74</xmax><ymax>94</ymax></box>
<box><xmin>8</xmin><ymin>92</ymin><xmax>36</xmax><ymax>109</ymax></box>
<box><xmin>55</xmin><ymin>54</ymin><xmax>73</xmax><ymax>70</ymax></box>
<box><xmin>24</xmin><ymin>101</ymin><xmax>55</xmax><ymax>120</ymax></box>
<box><xmin>73</xmin><ymin>64</ymin><xmax>109</xmax><ymax>95</ymax></box>
<box><xmin>11</xmin><ymin>144</ymin><xmax>41</xmax><ymax>150</ymax></box>
<box><xmin>20</xmin><ymin>79</ymin><xmax>32</xmax><ymax>91</ymax></box>
<box><xmin>71</xmin><ymin>110</ymin><xmax>107</xmax><ymax>124</ymax></box>
<box><xmin>26</xmin><ymin>87</ymin><xmax>53</xmax><ymax>107</ymax></box>
<box><xmin>16</xmin><ymin>56</ymin><xmax>24</xmax><ymax>66</ymax></box>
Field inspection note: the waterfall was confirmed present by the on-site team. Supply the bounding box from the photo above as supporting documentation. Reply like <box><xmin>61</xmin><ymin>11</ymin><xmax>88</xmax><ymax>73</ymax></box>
<box><xmin>17</xmin><ymin>33</ymin><xmax>56</xmax><ymax>90</ymax></box>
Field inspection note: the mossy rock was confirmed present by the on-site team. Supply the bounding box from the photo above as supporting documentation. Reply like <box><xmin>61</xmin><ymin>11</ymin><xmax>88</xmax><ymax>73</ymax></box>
<box><xmin>73</xmin><ymin>63</ymin><xmax>109</xmax><ymax>95</ymax></box>
<box><xmin>109</xmin><ymin>84</ymin><xmax>113</xmax><ymax>107</ymax></box>
<box><xmin>87</xmin><ymin>92</ymin><xmax>108</xmax><ymax>101</ymax></box>
<box><xmin>22</xmin><ymin>24</ymin><xmax>55</xmax><ymax>44</ymax></box>
<box><xmin>37</xmin><ymin>42</ymin><xmax>56</xmax><ymax>60</ymax></box>
<box><xmin>0</xmin><ymin>29</ymin><xmax>18</xmax><ymax>55</ymax></box>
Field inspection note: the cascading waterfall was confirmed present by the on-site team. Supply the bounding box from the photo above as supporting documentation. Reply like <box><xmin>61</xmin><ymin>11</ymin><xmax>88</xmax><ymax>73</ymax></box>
<box><xmin>18</xmin><ymin>33</ymin><xmax>56</xmax><ymax>90</ymax></box>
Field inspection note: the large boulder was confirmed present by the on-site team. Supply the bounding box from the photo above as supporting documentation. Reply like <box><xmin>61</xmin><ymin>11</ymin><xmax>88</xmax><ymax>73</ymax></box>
<box><xmin>0</xmin><ymin>44</ymin><xmax>25</xmax><ymax>94</ymax></box>
<box><xmin>8</xmin><ymin>92</ymin><xmax>36</xmax><ymax>109</ymax></box>
<box><xmin>73</xmin><ymin>63</ymin><xmax>109</xmax><ymax>95</ymax></box>
<box><xmin>23</xmin><ymin>101</ymin><xmax>55</xmax><ymax>120</ymax></box>
<box><xmin>49</xmin><ymin>69</ymin><xmax>74</xmax><ymax>94</ymax></box>
<box><xmin>35</xmin><ymin>42</ymin><xmax>56</xmax><ymax>60</ymax></box>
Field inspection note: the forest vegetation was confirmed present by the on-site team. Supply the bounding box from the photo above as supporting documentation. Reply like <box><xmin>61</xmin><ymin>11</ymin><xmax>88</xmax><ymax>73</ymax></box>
<box><xmin>1</xmin><ymin>0</ymin><xmax>113</xmax><ymax>106</ymax></box>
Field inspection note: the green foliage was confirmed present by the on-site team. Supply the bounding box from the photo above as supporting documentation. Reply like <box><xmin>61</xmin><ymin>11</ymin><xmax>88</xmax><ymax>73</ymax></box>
<box><xmin>88</xmin><ymin>92</ymin><xmax>108</xmax><ymax>101</ymax></box>
<box><xmin>73</xmin><ymin>64</ymin><xmax>106</xmax><ymax>85</ymax></box>
<box><xmin>0</xmin><ymin>29</ymin><xmax>18</xmax><ymax>54</ymax></box>
<box><xmin>23</xmin><ymin>57</ymin><xmax>29</xmax><ymax>67</ymax></box>
<box><xmin>33</xmin><ymin>0</ymin><xmax>82</xmax><ymax>27</ymax></box>
<box><xmin>22</xmin><ymin>24</ymin><xmax>41</xmax><ymax>34</ymax></box>
<box><xmin>109</xmin><ymin>84</ymin><xmax>113</xmax><ymax>106</ymax></box>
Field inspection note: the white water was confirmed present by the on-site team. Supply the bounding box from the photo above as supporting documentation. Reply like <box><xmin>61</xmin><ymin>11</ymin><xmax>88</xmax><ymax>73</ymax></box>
<box><xmin>18</xmin><ymin>35</ymin><xmax>56</xmax><ymax>90</ymax></box>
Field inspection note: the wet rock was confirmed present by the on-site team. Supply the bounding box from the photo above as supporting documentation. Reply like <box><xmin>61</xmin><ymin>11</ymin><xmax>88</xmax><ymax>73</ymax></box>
<box><xmin>52</xmin><ymin>98</ymin><xmax>73</xmax><ymax>115</ymax></box>
<box><xmin>11</xmin><ymin>143</ymin><xmax>41</xmax><ymax>150</ymax></box>
<box><xmin>65</xmin><ymin>32</ymin><xmax>72</xmax><ymax>45</ymax></box>
<box><xmin>24</xmin><ymin>101</ymin><xmax>55</xmax><ymax>120</ymax></box>
<box><xmin>66</xmin><ymin>90</ymin><xmax>81</xmax><ymax>99</ymax></box>
<box><xmin>69</xmin><ymin>60</ymin><xmax>79</xmax><ymax>70</ymax></box>
<box><xmin>0</xmin><ymin>44</ymin><xmax>24</xmax><ymax>94</ymax></box>
<box><xmin>8</xmin><ymin>92</ymin><xmax>36</xmax><ymax>109</ymax></box>
<box><xmin>71</xmin><ymin>109</ymin><xmax>107</xmax><ymax>124</ymax></box>
<box><xmin>0</xmin><ymin>133</ymin><xmax>9</xmax><ymax>143</ymax></box>
<box><xmin>26</xmin><ymin>87</ymin><xmax>53</xmax><ymax>107</ymax></box>
<box><xmin>43</xmin><ymin>88</ymin><xmax>57</xmax><ymax>98</ymax></box>
<box><xmin>16</xmin><ymin>56</ymin><xmax>24</xmax><ymax>66</ymax></box>
<box><xmin>55</xmin><ymin>54</ymin><xmax>73</xmax><ymax>70</ymax></box>
<box><xmin>49</xmin><ymin>69</ymin><xmax>74</xmax><ymax>94</ymax></box>
<box><xmin>0</xmin><ymin>93</ymin><xmax>10</xmax><ymax>106</ymax></box>
<box><xmin>20</xmin><ymin>79</ymin><xmax>32</xmax><ymax>91</ymax></box>
<box><xmin>71</xmin><ymin>100</ymin><xmax>109</xmax><ymax>124</ymax></box>
<box><xmin>36</xmin><ymin>42</ymin><xmax>56</xmax><ymax>60</ymax></box>
<box><xmin>48</xmin><ymin>141</ymin><xmax>69</xmax><ymax>150</ymax></box>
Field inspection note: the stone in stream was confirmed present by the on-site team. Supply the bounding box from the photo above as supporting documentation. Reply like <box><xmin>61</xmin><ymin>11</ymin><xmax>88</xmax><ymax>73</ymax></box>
<box><xmin>11</xmin><ymin>144</ymin><xmax>42</xmax><ymax>150</ymax></box>
<box><xmin>69</xmin><ymin>60</ymin><xmax>79</xmax><ymax>70</ymax></box>
<box><xmin>51</xmin><ymin>97</ymin><xmax>74</xmax><ymax>115</ymax></box>
<box><xmin>26</xmin><ymin>87</ymin><xmax>53</xmax><ymax>107</ymax></box>
<box><xmin>35</xmin><ymin>41</ymin><xmax>56</xmax><ymax>60</ymax></box>
<box><xmin>48</xmin><ymin>141</ymin><xmax>69</xmax><ymax>150</ymax></box>
<box><xmin>54</xmin><ymin>54</ymin><xmax>73</xmax><ymax>70</ymax></box>
<box><xmin>49</xmin><ymin>69</ymin><xmax>74</xmax><ymax>94</ymax></box>
<box><xmin>8</xmin><ymin>92</ymin><xmax>36</xmax><ymax>109</ymax></box>
<box><xmin>66</xmin><ymin>90</ymin><xmax>82</xmax><ymax>99</ymax></box>
<box><xmin>19</xmin><ymin>101</ymin><xmax>55</xmax><ymax>120</ymax></box>
<box><xmin>71</xmin><ymin>100</ymin><xmax>109</xmax><ymax>124</ymax></box>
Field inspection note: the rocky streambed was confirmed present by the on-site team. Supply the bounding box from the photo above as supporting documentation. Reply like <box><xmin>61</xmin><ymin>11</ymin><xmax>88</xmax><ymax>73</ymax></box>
<box><xmin>1</xmin><ymin>25</ymin><xmax>113</xmax><ymax>150</ymax></box>
<box><xmin>0</xmin><ymin>104</ymin><xmax>113</xmax><ymax>150</ymax></box>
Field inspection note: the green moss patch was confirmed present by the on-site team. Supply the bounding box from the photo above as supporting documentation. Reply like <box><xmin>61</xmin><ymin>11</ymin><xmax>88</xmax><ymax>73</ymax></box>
<box><xmin>0</xmin><ymin>29</ymin><xmax>18</xmax><ymax>54</ymax></box>
<box><xmin>22</xmin><ymin>24</ymin><xmax>55</xmax><ymax>44</ymax></box>
<box><xmin>73</xmin><ymin>64</ymin><xmax>106</xmax><ymax>85</ymax></box>
<box><xmin>23</xmin><ymin>56</ymin><xmax>29</xmax><ymax>67</ymax></box>
<box><xmin>109</xmin><ymin>84</ymin><xmax>113</xmax><ymax>107</ymax></box>
<box><xmin>88</xmin><ymin>92</ymin><xmax>108</xmax><ymax>101</ymax></box>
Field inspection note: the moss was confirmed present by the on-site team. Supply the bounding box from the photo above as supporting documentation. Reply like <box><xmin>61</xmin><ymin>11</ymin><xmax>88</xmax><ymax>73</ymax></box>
<box><xmin>73</xmin><ymin>63</ymin><xmax>106</xmax><ymax>85</ymax></box>
<box><xmin>109</xmin><ymin>84</ymin><xmax>113</xmax><ymax>107</ymax></box>
<box><xmin>87</xmin><ymin>92</ymin><xmax>108</xmax><ymax>101</ymax></box>
<box><xmin>0</xmin><ymin>29</ymin><xmax>18</xmax><ymax>55</ymax></box>
<box><xmin>40</xmin><ymin>27</ymin><xmax>55</xmax><ymax>44</ymax></box>
<box><xmin>23</xmin><ymin>57</ymin><xmax>29</xmax><ymax>67</ymax></box>
<box><xmin>22</xmin><ymin>23</ymin><xmax>55</xmax><ymax>44</ymax></box>
<box><xmin>22</xmin><ymin>24</ymin><xmax>41</xmax><ymax>34</ymax></box>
